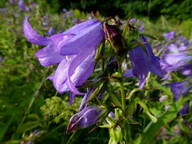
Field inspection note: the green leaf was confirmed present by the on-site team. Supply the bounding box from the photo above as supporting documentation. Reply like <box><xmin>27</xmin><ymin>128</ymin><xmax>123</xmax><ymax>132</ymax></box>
<box><xmin>18</xmin><ymin>121</ymin><xmax>41</xmax><ymax>133</ymax></box>
<box><xmin>135</xmin><ymin>98</ymin><xmax>157</xmax><ymax>123</ymax></box>
<box><xmin>127</xmin><ymin>41</ymin><xmax>146</xmax><ymax>51</ymax></box>
<box><xmin>151</xmin><ymin>80</ymin><xmax>173</xmax><ymax>97</ymax></box>
<box><xmin>0</xmin><ymin>118</ymin><xmax>12</xmax><ymax>141</ymax></box>
<box><xmin>139</xmin><ymin>97</ymin><xmax>185</xmax><ymax>144</ymax></box>
<box><xmin>139</xmin><ymin>32</ymin><xmax>158</xmax><ymax>40</ymax></box>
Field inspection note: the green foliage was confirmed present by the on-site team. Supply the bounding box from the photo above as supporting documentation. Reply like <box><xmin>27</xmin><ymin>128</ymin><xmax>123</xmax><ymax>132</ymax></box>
<box><xmin>40</xmin><ymin>96</ymin><xmax>81</xmax><ymax>124</ymax></box>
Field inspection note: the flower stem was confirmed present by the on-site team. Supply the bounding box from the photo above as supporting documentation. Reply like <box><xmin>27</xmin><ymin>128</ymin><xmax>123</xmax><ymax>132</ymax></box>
<box><xmin>120</xmin><ymin>81</ymin><xmax>126</xmax><ymax>111</ymax></box>
<box><xmin>15</xmin><ymin>68</ymin><xmax>49</xmax><ymax>134</ymax></box>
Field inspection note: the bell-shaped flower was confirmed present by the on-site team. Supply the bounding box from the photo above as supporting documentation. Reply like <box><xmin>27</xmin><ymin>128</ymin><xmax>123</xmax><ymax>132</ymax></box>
<box><xmin>168</xmin><ymin>81</ymin><xmax>192</xmax><ymax>115</ymax></box>
<box><xmin>180</xmin><ymin>63</ymin><xmax>192</xmax><ymax>77</ymax></box>
<box><xmin>124</xmin><ymin>36</ymin><xmax>164</xmax><ymax>88</ymax></box>
<box><xmin>23</xmin><ymin>15</ymin><xmax>104</xmax><ymax>95</ymax></box>
<box><xmin>160</xmin><ymin>53</ymin><xmax>192</xmax><ymax>72</ymax></box>
<box><xmin>66</xmin><ymin>106</ymin><xmax>104</xmax><ymax>133</ymax></box>
<box><xmin>18</xmin><ymin>0</ymin><xmax>30</xmax><ymax>11</ymax></box>
<box><xmin>48</xmin><ymin>27</ymin><xmax>54</xmax><ymax>36</ymax></box>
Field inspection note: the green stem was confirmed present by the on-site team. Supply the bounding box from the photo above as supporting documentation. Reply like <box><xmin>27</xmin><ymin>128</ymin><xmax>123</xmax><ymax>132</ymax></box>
<box><xmin>66</xmin><ymin>131</ymin><xmax>77</xmax><ymax>144</ymax></box>
<box><xmin>120</xmin><ymin>82</ymin><xmax>126</xmax><ymax>111</ymax></box>
<box><xmin>117</xmin><ymin>60</ymin><xmax>126</xmax><ymax>111</ymax></box>
<box><xmin>16</xmin><ymin>68</ymin><xmax>49</xmax><ymax>133</ymax></box>
<box><xmin>45</xmin><ymin>122</ymin><xmax>66</xmax><ymax>138</ymax></box>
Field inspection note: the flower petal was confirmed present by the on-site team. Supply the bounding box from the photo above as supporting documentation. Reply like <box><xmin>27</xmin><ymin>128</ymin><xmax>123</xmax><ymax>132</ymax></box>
<box><xmin>63</xmin><ymin>20</ymin><xmax>100</xmax><ymax>34</ymax></box>
<box><xmin>60</xmin><ymin>21</ymin><xmax>103</xmax><ymax>55</ymax></box>
<box><xmin>35</xmin><ymin>44</ymin><xmax>66</xmax><ymax>66</ymax></box>
<box><xmin>67</xmin><ymin>106</ymin><xmax>104</xmax><ymax>132</ymax></box>
<box><xmin>63</xmin><ymin>49</ymin><xmax>95</xmax><ymax>94</ymax></box>
<box><xmin>35</xmin><ymin>33</ymin><xmax>74</xmax><ymax>66</ymax></box>
<box><xmin>51</xmin><ymin>58</ymin><xmax>73</xmax><ymax>93</ymax></box>
<box><xmin>23</xmin><ymin>15</ymin><xmax>51</xmax><ymax>45</ymax></box>
<box><xmin>161</xmin><ymin>53</ymin><xmax>192</xmax><ymax>72</ymax></box>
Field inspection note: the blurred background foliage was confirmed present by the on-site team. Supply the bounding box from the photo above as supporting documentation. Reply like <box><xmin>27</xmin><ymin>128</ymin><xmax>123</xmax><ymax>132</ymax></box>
<box><xmin>0</xmin><ymin>0</ymin><xmax>192</xmax><ymax>21</ymax></box>
<box><xmin>21</xmin><ymin>0</ymin><xmax>192</xmax><ymax>21</ymax></box>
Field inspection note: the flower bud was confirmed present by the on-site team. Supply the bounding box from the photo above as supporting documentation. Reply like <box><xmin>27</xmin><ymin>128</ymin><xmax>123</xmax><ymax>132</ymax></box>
<box><xmin>103</xmin><ymin>23</ymin><xmax>128</xmax><ymax>57</ymax></box>
<box><xmin>67</xmin><ymin>106</ymin><xmax>104</xmax><ymax>133</ymax></box>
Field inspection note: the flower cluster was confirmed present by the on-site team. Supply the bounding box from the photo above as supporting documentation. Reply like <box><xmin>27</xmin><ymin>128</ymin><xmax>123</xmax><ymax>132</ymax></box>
<box><xmin>23</xmin><ymin>15</ymin><xmax>191</xmax><ymax>134</ymax></box>
<box><xmin>160</xmin><ymin>32</ymin><xmax>192</xmax><ymax>114</ymax></box>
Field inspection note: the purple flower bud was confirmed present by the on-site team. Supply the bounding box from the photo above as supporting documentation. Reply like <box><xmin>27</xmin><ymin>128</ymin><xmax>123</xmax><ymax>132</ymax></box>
<box><xmin>87</xmin><ymin>14</ymin><xmax>92</xmax><ymax>19</ymax></box>
<box><xmin>69</xmin><ymin>11</ymin><xmax>74</xmax><ymax>16</ymax></box>
<box><xmin>162</xmin><ymin>31</ymin><xmax>175</xmax><ymax>41</ymax></box>
<box><xmin>32</xmin><ymin>3</ymin><xmax>37</xmax><ymax>8</ymax></box>
<box><xmin>18</xmin><ymin>0</ymin><xmax>30</xmax><ymax>11</ymax></box>
<box><xmin>33</xmin><ymin>129</ymin><xmax>38</xmax><ymax>134</ymax></box>
<box><xmin>103</xmin><ymin>22</ymin><xmax>128</xmax><ymax>57</ymax></box>
<box><xmin>180</xmin><ymin>63</ymin><xmax>192</xmax><ymax>76</ymax></box>
<box><xmin>48</xmin><ymin>27</ymin><xmax>54</xmax><ymax>36</ymax></box>
<box><xmin>67</xmin><ymin>106</ymin><xmax>104</xmax><ymax>133</ymax></box>
<box><xmin>23</xmin><ymin>15</ymin><xmax>104</xmax><ymax>96</ymax></box>
<box><xmin>72</xmin><ymin>18</ymin><xmax>78</xmax><ymax>23</ymax></box>
<box><xmin>0</xmin><ymin>56</ymin><xmax>3</xmax><ymax>62</ymax></box>
<box><xmin>62</xmin><ymin>8</ymin><xmax>67</xmax><ymax>12</ymax></box>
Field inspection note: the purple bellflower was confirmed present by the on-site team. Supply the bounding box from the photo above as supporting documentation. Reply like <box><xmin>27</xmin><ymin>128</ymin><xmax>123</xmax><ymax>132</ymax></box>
<box><xmin>48</xmin><ymin>27</ymin><xmax>54</xmax><ymax>36</ymax></box>
<box><xmin>124</xmin><ymin>36</ymin><xmax>164</xmax><ymax>88</ymax></box>
<box><xmin>67</xmin><ymin>106</ymin><xmax>104</xmax><ymax>133</ymax></box>
<box><xmin>162</xmin><ymin>31</ymin><xmax>175</xmax><ymax>41</ymax></box>
<box><xmin>160</xmin><ymin>53</ymin><xmax>192</xmax><ymax>72</ymax></box>
<box><xmin>18</xmin><ymin>0</ymin><xmax>30</xmax><ymax>11</ymax></box>
<box><xmin>10</xmin><ymin>0</ymin><xmax>17</xmax><ymax>4</ymax></box>
<box><xmin>168</xmin><ymin>81</ymin><xmax>192</xmax><ymax>115</ymax></box>
<box><xmin>160</xmin><ymin>32</ymin><xmax>192</xmax><ymax>73</ymax></box>
<box><xmin>24</xmin><ymin>15</ymin><xmax>104</xmax><ymax>95</ymax></box>
<box><xmin>180</xmin><ymin>63</ymin><xmax>192</xmax><ymax>77</ymax></box>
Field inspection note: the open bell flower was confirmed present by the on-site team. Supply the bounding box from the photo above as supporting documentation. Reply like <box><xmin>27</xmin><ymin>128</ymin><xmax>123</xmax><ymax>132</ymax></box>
<box><xmin>23</xmin><ymin>15</ymin><xmax>104</xmax><ymax>95</ymax></box>
<box><xmin>160</xmin><ymin>53</ymin><xmax>192</xmax><ymax>72</ymax></box>
<box><xmin>67</xmin><ymin>106</ymin><xmax>104</xmax><ymax>133</ymax></box>
<box><xmin>124</xmin><ymin>36</ymin><xmax>164</xmax><ymax>88</ymax></box>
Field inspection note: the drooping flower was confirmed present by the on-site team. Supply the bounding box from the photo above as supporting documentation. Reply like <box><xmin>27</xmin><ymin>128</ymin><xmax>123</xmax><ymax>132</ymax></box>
<box><xmin>160</xmin><ymin>31</ymin><xmax>192</xmax><ymax>74</ymax></box>
<box><xmin>124</xmin><ymin>36</ymin><xmax>164</xmax><ymax>88</ymax></box>
<box><xmin>160</xmin><ymin>53</ymin><xmax>192</xmax><ymax>72</ymax></box>
<box><xmin>23</xmin><ymin>15</ymin><xmax>104</xmax><ymax>95</ymax></box>
<box><xmin>67</xmin><ymin>106</ymin><xmax>104</xmax><ymax>132</ymax></box>
<box><xmin>168</xmin><ymin>81</ymin><xmax>192</xmax><ymax>115</ymax></box>
<box><xmin>18</xmin><ymin>0</ymin><xmax>30</xmax><ymax>11</ymax></box>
